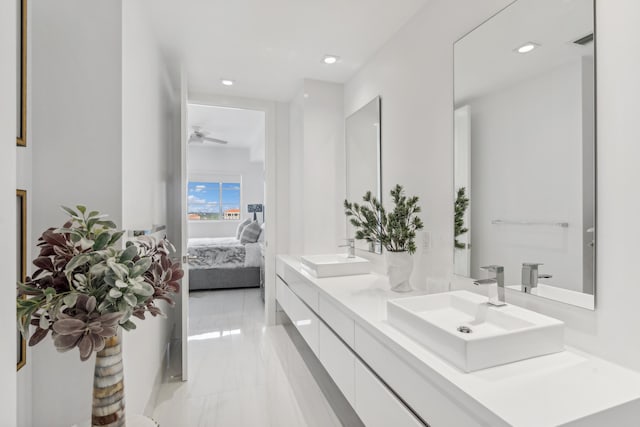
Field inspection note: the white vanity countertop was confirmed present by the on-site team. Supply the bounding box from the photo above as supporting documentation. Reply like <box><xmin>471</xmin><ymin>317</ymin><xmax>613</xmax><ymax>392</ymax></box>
<box><xmin>277</xmin><ymin>255</ymin><xmax>640</xmax><ymax>427</ymax></box>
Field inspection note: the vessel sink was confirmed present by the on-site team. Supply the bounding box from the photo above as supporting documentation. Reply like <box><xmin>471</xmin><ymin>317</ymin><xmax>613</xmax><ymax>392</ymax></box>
<box><xmin>387</xmin><ymin>290</ymin><xmax>564</xmax><ymax>372</ymax></box>
<box><xmin>300</xmin><ymin>254</ymin><xmax>371</xmax><ymax>278</ymax></box>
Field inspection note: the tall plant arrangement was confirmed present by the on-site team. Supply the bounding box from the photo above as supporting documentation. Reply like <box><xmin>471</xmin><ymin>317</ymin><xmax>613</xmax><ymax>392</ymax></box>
<box><xmin>16</xmin><ymin>205</ymin><xmax>183</xmax><ymax>426</ymax></box>
<box><xmin>17</xmin><ymin>205</ymin><xmax>183</xmax><ymax>360</ymax></box>
<box><xmin>344</xmin><ymin>184</ymin><xmax>424</xmax><ymax>254</ymax></box>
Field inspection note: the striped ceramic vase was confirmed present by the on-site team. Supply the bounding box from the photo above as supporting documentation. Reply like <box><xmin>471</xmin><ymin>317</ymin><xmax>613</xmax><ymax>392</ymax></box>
<box><xmin>92</xmin><ymin>332</ymin><xmax>125</xmax><ymax>427</ymax></box>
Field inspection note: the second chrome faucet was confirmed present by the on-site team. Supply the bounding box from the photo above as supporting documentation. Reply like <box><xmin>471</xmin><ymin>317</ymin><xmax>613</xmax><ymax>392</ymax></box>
<box><xmin>473</xmin><ymin>265</ymin><xmax>506</xmax><ymax>306</ymax></box>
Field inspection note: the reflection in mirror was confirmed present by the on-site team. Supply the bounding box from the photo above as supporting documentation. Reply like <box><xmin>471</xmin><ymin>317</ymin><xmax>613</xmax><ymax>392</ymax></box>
<box><xmin>346</xmin><ymin>96</ymin><xmax>382</xmax><ymax>254</ymax></box>
<box><xmin>454</xmin><ymin>0</ymin><xmax>595</xmax><ymax>309</ymax></box>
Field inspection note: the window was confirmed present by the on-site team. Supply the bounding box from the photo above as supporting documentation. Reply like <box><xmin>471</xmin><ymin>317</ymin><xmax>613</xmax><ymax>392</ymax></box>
<box><xmin>188</xmin><ymin>181</ymin><xmax>241</xmax><ymax>221</ymax></box>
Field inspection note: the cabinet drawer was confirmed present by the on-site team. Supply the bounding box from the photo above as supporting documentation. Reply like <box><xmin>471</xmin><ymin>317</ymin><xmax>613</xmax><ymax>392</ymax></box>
<box><xmin>355</xmin><ymin>324</ymin><xmax>481</xmax><ymax>427</ymax></box>
<box><xmin>319</xmin><ymin>294</ymin><xmax>355</xmax><ymax>347</ymax></box>
<box><xmin>277</xmin><ymin>277</ymin><xmax>319</xmax><ymax>355</ymax></box>
<box><xmin>319</xmin><ymin>322</ymin><xmax>355</xmax><ymax>406</ymax></box>
<box><xmin>355</xmin><ymin>359</ymin><xmax>424</xmax><ymax>427</ymax></box>
<box><xmin>288</xmin><ymin>276</ymin><xmax>319</xmax><ymax>311</ymax></box>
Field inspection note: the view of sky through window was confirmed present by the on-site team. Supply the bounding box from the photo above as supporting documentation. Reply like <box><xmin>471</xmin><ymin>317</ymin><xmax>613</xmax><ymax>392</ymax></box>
<box><xmin>188</xmin><ymin>181</ymin><xmax>241</xmax><ymax>220</ymax></box>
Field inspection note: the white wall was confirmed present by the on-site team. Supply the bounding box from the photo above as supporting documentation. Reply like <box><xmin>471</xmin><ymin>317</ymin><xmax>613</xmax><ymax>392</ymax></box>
<box><xmin>345</xmin><ymin>0</ymin><xmax>640</xmax><ymax>372</ymax></box>
<box><xmin>187</xmin><ymin>145</ymin><xmax>265</xmax><ymax>238</ymax></box>
<box><xmin>590</xmin><ymin>0</ymin><xmax>640</xmax><ymax>371</ymax></box>
<box><xmin>0</xmin><ymin>0</ymin><xmax>18</xmax><ymax>424</ymax></box>
<box><xmin>31</xmin><ymin>1</ymin><xmax>123</xmax><ymax>426</ymax></box>
<box><xmin>122</xmin><ymin>0</ymin><xmax>173</xmax><ymax>232</ymax></box>
<box><xmin>289</xmin><ymin>79</ymin><xmax>345</xmax><ymax>255</ymax></box>
<box><xmin>122</xmin><ymin>0</ymin><xmax>180</xmax><ymax>417</ymax></box>
<box><xmin>29</xmin><ymin>1</ymin><xmax>180</xmax><ymax>425</ymax></box>
<box><xmin>275</xmin><ymin>102</ymin><xmax>290</xmax><ymax>256</ymax></box>
<box><xmin>288</xmin><ymin>89</ymin><xmax>305</xmax><ymax>254</ymax></box>
<box><xmin>468</xmin><ymin>60</ymin><xmax>584</xmax><ymax>291</ymax></box>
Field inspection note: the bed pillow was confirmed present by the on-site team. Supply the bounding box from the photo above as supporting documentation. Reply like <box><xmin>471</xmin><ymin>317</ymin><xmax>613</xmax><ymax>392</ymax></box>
<box><xmin>240</xmin><ymin>221</ymin><xmax>261</xmax><ymax>244</ymax></box>
<box><xmin>236</xmin><ymin>218</ymin><xmax>252</xmax><ymax>239</ymax></box>
<box><xmin>257</xmin><ymin>223</ymin><xmax>265</xmax><ymax>243</ymax></box>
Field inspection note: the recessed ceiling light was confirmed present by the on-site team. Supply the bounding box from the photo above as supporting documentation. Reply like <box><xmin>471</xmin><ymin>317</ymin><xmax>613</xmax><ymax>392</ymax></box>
<box><xmin>322</xmin><ymin>55</ymin><xmax>340</xmax><ymax>65</ymax></box>
<box><xmin>515</xmin><ymin>42</ymin><xmax>539</xmax><ymax>54</ymax></box>
<box><xmin>221</xmin><ymin>79</ymin><xmax>234</xmax><ymax>86</ymax></box>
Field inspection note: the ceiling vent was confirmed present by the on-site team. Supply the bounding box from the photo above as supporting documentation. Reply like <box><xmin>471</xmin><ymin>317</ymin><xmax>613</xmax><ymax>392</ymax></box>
<box><xmin>573</xmin><ymin>33</ymin><xmax>594</xmax><ymax>46</ymax></box>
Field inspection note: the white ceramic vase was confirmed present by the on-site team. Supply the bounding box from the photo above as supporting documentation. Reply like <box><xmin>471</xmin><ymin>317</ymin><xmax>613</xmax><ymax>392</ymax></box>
<box><xmin>385</xmin><ymin>251</ymin><xmax>413</xmax><ymax>292</ymax></box>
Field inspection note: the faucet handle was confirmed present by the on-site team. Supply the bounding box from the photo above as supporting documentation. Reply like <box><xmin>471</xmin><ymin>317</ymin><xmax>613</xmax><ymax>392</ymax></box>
<box><xmin>473</xmin><ymin>278</ymin><xmax>506</xmax><ymax>306</ymax></box>
<box><xmin>480</xmin><ymin>265</ymin><xmax>504</xmax><ymax>273</ymax></box>
<box><xmin>522</xmin><ymin>262</ymin><xmax>543</xmax><ymax>268</ymax></box>
<box><xmin>473</xmin><ymin>278</ymin><xmax>497</xmax><ymax>286</ymax></box>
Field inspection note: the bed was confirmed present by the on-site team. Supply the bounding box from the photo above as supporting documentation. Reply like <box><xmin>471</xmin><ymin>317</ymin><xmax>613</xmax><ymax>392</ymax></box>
<box><xmin>188</xmin><ymin>237</ymin><xmax>264</xmax><ymax>291</ymax></box>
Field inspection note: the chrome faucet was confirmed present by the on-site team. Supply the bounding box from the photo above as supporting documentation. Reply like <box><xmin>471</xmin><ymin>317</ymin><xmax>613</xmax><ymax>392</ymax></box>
<box><xmin>473</xmin><ymin>265</ymin><xmax>506</xmax><ymax>306</ymax></box>
<box><xmin>339</xmin><ymin>238</ymin><xmax>356</xmax><ymax>258</ymax></box>
<box><xmin>521</xmin><ymin>263</ymin><xmax>552</xmax><ymax>293</ymax></box>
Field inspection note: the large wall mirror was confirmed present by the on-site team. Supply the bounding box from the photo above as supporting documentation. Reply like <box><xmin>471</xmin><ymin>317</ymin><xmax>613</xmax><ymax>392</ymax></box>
<box><xmin>346</xmin><ymin>96</ymin><xmax>382</xmax><ymax>254</ymax></box>
<box><xmin>454</xmin><ymin>0</ymin><xmax>595</xmax><ymax>309</ymax></box>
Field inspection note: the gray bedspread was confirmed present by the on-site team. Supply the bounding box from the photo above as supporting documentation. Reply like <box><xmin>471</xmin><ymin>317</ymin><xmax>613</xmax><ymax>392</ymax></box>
<box><xmin>187</xmin><ymin>237</ymin><xmax>262</xmax><ymax>269</ymax></box>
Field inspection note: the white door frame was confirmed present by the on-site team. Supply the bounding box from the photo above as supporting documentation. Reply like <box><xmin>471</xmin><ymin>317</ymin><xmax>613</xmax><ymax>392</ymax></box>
<box><xmin>179</xmin><ymin>71</ymin><xmax>190</xmax><ymax>380</ymax></box>
<box><xmin>183</xmin><ymin>93</ymin><xmax>279</xmax><ymax>334</ymax></box>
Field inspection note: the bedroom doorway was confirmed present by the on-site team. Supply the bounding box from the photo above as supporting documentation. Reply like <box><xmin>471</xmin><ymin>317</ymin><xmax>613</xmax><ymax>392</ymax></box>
<box><xmin>177</xmin><ymin>93</ymin><xmax>279</xmax><ymax>382</ymax></box>
<box><xmin>185</xmin><ymin>103</ymin><xmax>266</xmax><ymax>294</ymax></box>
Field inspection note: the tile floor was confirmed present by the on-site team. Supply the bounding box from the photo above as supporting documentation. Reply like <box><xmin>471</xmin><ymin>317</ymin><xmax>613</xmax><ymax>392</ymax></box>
<box><xmin>152</xmin><ymin>288</ymin><xmax>342</xmax><ymax>427</ymax></box>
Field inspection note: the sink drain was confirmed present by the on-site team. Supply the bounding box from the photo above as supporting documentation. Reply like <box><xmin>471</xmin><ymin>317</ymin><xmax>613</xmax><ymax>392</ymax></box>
<box><xmin>457</xmin><ymin>325</ymin><xmax>472</xmax><ymax>334</ymax></box>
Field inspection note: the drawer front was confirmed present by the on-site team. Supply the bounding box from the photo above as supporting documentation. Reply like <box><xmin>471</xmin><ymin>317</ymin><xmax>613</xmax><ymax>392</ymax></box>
<box><xmin>319</xmin><ymin>295</ymin><xmax>355</xmax><ymax>347</ymax></box>
<box><xmin>287</xmin><ymin>275</ymin><xmax>319</xmax><ymax>311</ymax></box>
<box><xmin>355</xmin><ymin>359</ymin><xmax>424</xmax><ymax>427</ymax></box>
<box><xmin>277</xmin><ymin>277</ymin><xmax>319</xmax><ymax>355</ymax></box>
<box><xmin>319</xmin><ymin>322</ymin><xmax>355</xmax><ymax>406</ymax></box>
<box><xmin>276</xmin><ymin>277</ymin><xmax>291</xmax><ymax>313</ymax></box>
<box><xmin>355</xmin><ymin>324</ymin><xmax>482</xmax><ymax>427</ymax></box>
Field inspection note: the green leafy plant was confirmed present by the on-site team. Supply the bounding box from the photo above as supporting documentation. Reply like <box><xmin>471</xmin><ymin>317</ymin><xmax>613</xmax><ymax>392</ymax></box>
<box><xmin>454</xmin><ymin>187</ymin><xmax>469</xmax><ymax>249</ymax></box>
<box><xmin>16</xmin><ymin>206</ymin><xmax>183</xmax><ymax>361</ymax></box>
<box><xmin>344</xmin><ymin>184</ymin><xmax>424</xmax><ymax>254</ymax></box>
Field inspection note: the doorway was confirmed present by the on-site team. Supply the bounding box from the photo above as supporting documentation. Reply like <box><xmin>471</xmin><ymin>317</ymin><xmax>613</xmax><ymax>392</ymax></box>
<box><xmin>175</xmin><ymin>93</ymin><xmax>279</xmax><ymax>382</ymax></box>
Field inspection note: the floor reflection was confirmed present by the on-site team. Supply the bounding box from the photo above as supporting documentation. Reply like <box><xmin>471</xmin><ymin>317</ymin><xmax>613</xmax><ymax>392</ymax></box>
<box><xmin>153</xmin><ymin>288</ymin><xmax>340</xmax><ymax>427</ymax></box>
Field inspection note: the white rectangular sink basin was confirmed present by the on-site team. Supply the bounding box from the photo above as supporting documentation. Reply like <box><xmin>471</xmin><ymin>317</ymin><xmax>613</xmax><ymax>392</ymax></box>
<box><xmin>300</xmin><ymin>254</ymin><xmax>371</xmax><ymax>278</ymax></box>
<box><xmin>387</xmin><ymin>290</ymin><xmax>564</xmax><ymax>372</ymax></box>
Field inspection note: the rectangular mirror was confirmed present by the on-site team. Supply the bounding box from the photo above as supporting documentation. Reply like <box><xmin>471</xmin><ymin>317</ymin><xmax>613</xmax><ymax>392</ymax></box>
<box><xmin>454</xmin><ymin>0</ymin><xmax>595</xmax><ymax>310</ymax></box>
<box><xmin>346</xmin><ymin>96</ymin><xmax>382</xmax><ymax>254</ymax></box>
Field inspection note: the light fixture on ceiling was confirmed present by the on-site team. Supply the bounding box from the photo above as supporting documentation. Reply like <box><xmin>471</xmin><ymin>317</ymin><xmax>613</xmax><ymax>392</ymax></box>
<box><xmin>221</xmin><ymin>79</ymin><xmax>235</xmax><ymax>86</ymax></box>
<box><xmin>515</xmin><ymin>42</ymin><xmax>539</xmax><ymax>54</ymax></box>
<box><xmin>322</xmin><ymin>55</ymin><xmax>340</xmax><ymax>65</ymax></box>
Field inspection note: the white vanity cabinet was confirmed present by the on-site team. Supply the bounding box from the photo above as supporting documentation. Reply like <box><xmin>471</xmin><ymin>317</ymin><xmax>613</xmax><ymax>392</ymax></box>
<box><xmin>276</xmin><ymin>276</ymin><xmax>319</xmax><ymax>355</ymax></box>
<box><xmin>318</xmin><ymin>294</ymin><xmax>355</xmax><ymax>347</ymax></box>
<box><xmin>276</xmin><ymin>256</ymin><xmax>640</xmax><ymax>427</ymax></box>
<box><xmin>277</xmin><ymin>275</ymin><xmax>425</xmax><ymax>426</ymax></box>
<box><xmin>354</xmin><ymin>324</ymin><xmax>486</xmax><ymax>427</ymax></box>
<box><xmin>354</xmin><ymin>359</ymin><xmax>423</xmax><ymax>427</ymax></box>
<box><xmin>318</xmin><ymin>322</ymin><xmax>355</xmax><ymax>405</ymax></box>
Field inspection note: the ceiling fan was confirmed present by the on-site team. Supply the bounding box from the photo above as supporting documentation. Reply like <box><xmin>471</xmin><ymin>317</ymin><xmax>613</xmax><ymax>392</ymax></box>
<box><xmin>188</xmin><ymin>126</ymin><xmax>228</xmax><ymax>145</ymax></box>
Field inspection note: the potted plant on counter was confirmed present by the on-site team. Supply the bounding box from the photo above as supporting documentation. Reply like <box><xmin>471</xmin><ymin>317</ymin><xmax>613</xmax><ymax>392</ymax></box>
<box><xmin>16</xmin><ymin>206</ymin><xmax>183</xmax><ymax>427</ymax></box>
<box><xmin>344</xmin><ymin>184</ymin><xmax>424</xmax><ymax>292</ymax></box>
